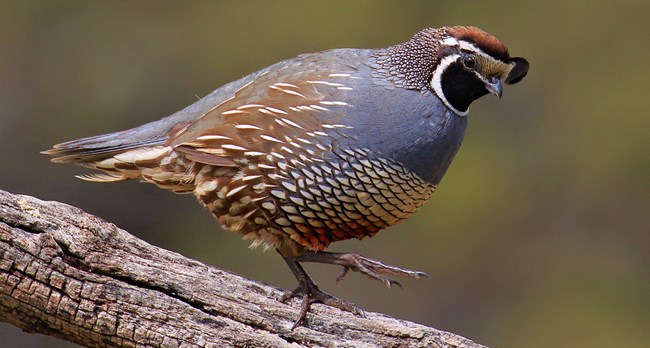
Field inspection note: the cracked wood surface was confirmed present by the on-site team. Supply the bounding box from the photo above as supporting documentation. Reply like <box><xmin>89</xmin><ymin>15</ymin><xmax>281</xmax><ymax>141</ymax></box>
<box><xmin>0</xmin><ymin>189</ymin><xmax>488</xmax><ymax>348</ymax></box>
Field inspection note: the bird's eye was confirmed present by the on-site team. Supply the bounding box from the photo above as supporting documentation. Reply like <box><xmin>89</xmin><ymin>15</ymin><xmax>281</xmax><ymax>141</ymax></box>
<box><xmin>462</xmin><ymin>56</ymin><xmax>476</xmax><ymax>69</ymax></box>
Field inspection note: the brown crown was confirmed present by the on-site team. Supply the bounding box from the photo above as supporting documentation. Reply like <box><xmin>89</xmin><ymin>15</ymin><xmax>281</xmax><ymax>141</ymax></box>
<box><xmin>446</xmin><ymin>26</ymin><xmax>510</xmax><ymax>62</ymax></box>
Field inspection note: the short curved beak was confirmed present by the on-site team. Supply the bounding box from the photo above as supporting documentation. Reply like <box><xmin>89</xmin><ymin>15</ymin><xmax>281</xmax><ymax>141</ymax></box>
<box><xmin>484</xmin><ymin>77</ymin><xmax>503</xmax><ymax>99</ymax></box>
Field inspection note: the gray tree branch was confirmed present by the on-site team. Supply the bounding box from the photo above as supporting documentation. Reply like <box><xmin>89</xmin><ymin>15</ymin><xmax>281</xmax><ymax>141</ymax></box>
<box><xmin>0</xmin><ymin>189</ymin><xmax>487</xmax><ymax>348</ymax></box>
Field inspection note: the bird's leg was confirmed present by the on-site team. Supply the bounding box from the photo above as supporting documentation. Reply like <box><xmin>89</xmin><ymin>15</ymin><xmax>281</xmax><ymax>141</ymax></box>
<box><xmin>279</xmin><ymin>252</ymin><xmax>363</xmax><ymax>329</ymax></box>
<box><xmin>296</xmin><ymin>251</ymin><xmax>429</xmax><ymax>288</ymax></box>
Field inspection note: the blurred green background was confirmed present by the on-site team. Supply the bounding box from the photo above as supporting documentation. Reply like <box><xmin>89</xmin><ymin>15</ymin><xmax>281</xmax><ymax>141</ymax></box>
<box><xmin>1</xmin><ymin>1</ymin><xmax>648</xmax><ymax>347</ymax></box>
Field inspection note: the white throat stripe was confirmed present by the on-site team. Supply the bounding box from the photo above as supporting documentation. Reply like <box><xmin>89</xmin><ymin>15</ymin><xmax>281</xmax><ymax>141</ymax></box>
<box><xmin>431</xmin><ymin>54</ymin><xmax>469</xmax><ymax>117</ymax></box>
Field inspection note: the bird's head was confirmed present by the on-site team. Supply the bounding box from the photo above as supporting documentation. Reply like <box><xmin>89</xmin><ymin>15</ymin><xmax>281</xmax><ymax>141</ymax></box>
<box><xmin>430</xmin><ymin>26</ymin><xmax>529</xmax><ymax>115</ymax></box>
<box><xmin>376</xmin><ymin>26</ymin><xmax>529</xmax><ymax>116</ymax></box>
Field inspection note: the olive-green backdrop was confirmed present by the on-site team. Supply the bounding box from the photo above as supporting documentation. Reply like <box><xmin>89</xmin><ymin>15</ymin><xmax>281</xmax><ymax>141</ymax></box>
<box><xmin>1</xmin><ymin>1</ymin><xmax>647</xmax><ymax>347</ymax></box>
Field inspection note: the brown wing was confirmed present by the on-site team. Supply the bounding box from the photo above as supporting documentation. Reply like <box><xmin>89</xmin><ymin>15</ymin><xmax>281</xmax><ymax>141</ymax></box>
<box><xmin>168</xmin><ymin>68</ymin><xmax>357</xmax><ymax>169</ymax></box>
<box><xmin>168</xmin><ymin>67</ymin><xmax>370</xmax><ymax>250</ymax></box>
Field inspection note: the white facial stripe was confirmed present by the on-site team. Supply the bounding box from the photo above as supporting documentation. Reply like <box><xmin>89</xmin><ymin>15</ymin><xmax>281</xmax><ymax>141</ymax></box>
<box><xmin>431</xmin><ymin>53</ymin><xmax>469</xmax><ymax>117</ymax></box>
<box><xmin>442</xmin><ymin>38</ymin><xmax>492</xmax><ymax>61</ymax></box>
<box><xmin>441</xmin><ymin>37</ymin><xmax>459</xmax><ymax>46</ymax></box>
<box><xmin>458</xmin><ymin>41</ymin><xmax>487</xmax><ymax>56</ymax></box>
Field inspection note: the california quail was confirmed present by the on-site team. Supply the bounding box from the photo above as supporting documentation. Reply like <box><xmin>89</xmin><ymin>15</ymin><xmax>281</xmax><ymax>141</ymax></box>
<box><xmin>44</xmin><ymin>26</ymin><xmax>529</xmax><ymax>327</ymax></box>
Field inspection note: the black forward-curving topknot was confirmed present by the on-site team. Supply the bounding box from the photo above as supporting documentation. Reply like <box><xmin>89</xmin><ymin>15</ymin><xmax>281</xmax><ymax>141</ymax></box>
<box><xmin>505</xmin><ymin>57</ymin><xmax>529</xmax><ymax>84</ymax></box>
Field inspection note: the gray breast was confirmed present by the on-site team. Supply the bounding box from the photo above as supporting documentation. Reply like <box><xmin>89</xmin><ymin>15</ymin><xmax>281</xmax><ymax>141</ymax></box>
<box><xmin>316</xmin><ymin>69</ymin><xmax>468</xmax><ymax>186</ymax></box>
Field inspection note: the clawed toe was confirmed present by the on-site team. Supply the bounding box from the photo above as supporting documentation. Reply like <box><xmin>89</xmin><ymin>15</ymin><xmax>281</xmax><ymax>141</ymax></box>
<box><xmin>298</xmin><ymin>251</ymin><xmax>429</xmax><ymax>287</ymax></box>
<box><xmin>342</xmin><ymin>253</ymin><xmax>429</xmax><ymax>279</ymax></box>
<box><xmin>280</xmin><ymin>253</ymin><xmax>365</xmax><ymax>329</ymax></box>
<box><xmin>282</xmin><ymin>282</ymin><xmax>364</xmax><ymax>329</ymax></box>
<box><xmin>336</xmin><ymin>264</ymin><xmax>403</xmax><ymax>288</ymax></box>
<box><xmin>280</xmin><ymin>286</ymin><xmax>301</xmax><ymax>303</ymax></box>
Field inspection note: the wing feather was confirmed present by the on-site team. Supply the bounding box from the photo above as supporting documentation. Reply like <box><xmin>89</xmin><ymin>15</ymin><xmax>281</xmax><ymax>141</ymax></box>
<box><xmin>168</xmin><ymin>67</ymin><xmax>357</xmax><ymax>167</ymax></box>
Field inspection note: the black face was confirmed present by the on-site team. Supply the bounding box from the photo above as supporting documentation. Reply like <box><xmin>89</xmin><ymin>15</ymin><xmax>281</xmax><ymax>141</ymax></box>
<box><xmin>440</xmin><ymin>57</ymin><xmax>490</xmax><ymax>113</ymax></box>
<box><xmin>439</xmin><ymin>54</ymin><xmax>529</xmax><ymax>113</ymax></box>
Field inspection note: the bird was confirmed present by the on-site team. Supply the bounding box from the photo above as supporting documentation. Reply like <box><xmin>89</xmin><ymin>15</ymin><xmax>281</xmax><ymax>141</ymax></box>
<box><xmin>43</xmin><ymin>26</ymin><xmax>529</xmax><ymax>327</ymax></box>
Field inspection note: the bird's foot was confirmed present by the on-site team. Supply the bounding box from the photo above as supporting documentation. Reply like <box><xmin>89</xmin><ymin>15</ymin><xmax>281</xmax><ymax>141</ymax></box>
<box><xmin>281</xmin><ymin>279</ymin><xmax>364</xmax><ymax>329</ymax></box>
<box><xmin>297</xmin><ymin>252</ymin><xmax>429</xmax><ymax>288</ymax></box>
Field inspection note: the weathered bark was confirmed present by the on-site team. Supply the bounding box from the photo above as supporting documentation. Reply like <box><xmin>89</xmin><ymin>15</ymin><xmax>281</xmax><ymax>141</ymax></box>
<box><xmin>0</xmin><ymin>189</ymin><xmax>487</xmax><ymax>348</ymax></box>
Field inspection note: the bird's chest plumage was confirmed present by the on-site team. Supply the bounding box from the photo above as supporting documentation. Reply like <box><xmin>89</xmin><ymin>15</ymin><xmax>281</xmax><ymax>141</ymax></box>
<box><xmin>329</xmin><ymin>78</ymin><xmax>468</xmax><ymax>186</ymax></box>
<box><xmin>192</xmin><ymin>145</ymin><xmax>437</xmax><ymax>252</ymax></box>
